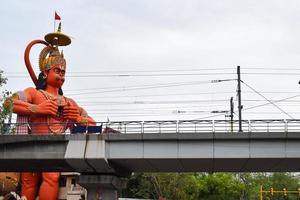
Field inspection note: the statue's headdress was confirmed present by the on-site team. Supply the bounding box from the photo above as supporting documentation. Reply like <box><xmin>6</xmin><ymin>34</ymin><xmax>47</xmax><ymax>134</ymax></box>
<box><xmin>39</xmin><ymin>46</ymin><xmax>66</xmax><ymax>71</ymax></box>
<box><xmin>39</xmin><ymin>23</ymin><xmax>71</xmax><ymax>71</ymax></box>
<box><xmin>24</xmin><ymin>22</ymin><xmax>71</xmax><ymax>86</ymax></box>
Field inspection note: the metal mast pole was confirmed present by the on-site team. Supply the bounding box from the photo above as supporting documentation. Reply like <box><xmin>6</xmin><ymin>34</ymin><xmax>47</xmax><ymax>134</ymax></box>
<box><xmin>237</xmin><ymin>66</ymin><xmax>242</xmax><ymax>132</ymax></box>
<box><xmin>230</xmin><ymin>97</ymin><xmax>234</xmax><ymax>132</ymax></box>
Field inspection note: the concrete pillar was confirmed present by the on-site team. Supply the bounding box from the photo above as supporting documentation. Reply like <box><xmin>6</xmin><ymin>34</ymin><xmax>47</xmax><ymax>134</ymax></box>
<box><xmin>78</xmin><ymin>175</ymin><xmax>127</xmax><ymax>200</ymax></box>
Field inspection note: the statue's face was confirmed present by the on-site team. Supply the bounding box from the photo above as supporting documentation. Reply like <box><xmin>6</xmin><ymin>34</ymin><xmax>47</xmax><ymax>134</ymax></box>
<box><xmin>45</xmin><ymin>65</ymin><xmax>66</xmax><ymax>88</ymax></box>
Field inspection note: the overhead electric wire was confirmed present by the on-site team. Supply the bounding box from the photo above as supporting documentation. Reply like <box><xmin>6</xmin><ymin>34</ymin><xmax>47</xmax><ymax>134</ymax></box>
<box><xmin>67</xmin><ymin>80</ymin><xmax>218</xmax><ymax>96</ymax></box>
<box><xmin>242</xmin><ymin>73</ymin><xmax>300</xmax><ymax>75</ymax></box>
<box><xmin>65</xmin><ymin>80</ymin><xmax>218</xmax><ymax>92</ymax></box>
<box><xmin>5</xmin><ymin>67</ymin><xmax>300</xmax><ymax>75</ymax></box>
<box><xmin>73</xmin><ymin>91</ymin><xmax>236</xmax><ymax>99</ymax></box>
<box><xmin>193</xmin><ymin>113</ymin><xmax>227</xmax><ymax>120</ymax></box>
<box><xmin>6</xmin><ymin>72</ymin><xmax>300</xmax><ymax>78</ymax></box>
<box><xmin>77</xmin><ymin>99</ymin><xmax>233</xmax><ymax>105</ymax></box>
<box><xmin>65</xmin><ymin>78</ymin><xmax>236</xmax><ymax>93</ymax></box>
<box><xmin>81</xmin><ymin>104</ymin><xmax>229</xmax><ymax>111</ymax></box>
<box><xmin>65</xmin><ymin>90</ymin><xmax>299</xmax><ymax>100</ymax></box>
<box><xmin>3</xmin><ymin>68</ymin><xmax>234</xmax><ymax>74</ymax></box>
<box><xmin>77</xmin><ymin>99</ymin><xmax>300</xmax><ymax>104</ymax></box>
<box><xmin>4</xmin><ymin>67</ymin><xmax>300</xmax><ymax>121</ymax></box>
<box><xmin>243</xmin><ymin>112</ymin><xmax>300</xmax><ymax>114</ymax></box>
<box><xmin>88</xmin><ymin>112</ymin><xmax>209</xmax><ymax>115</ymax></box>
<box><xmin>191</xmin><ymin>93</ymin><xmax>300</xmax><ymax>121</ymax></box>
<box><xmin>241</xmin><ymin>81</ymin><xmax>295</xmax><ymax>119</ymax></box>
<box><xmin>88</xmin><ymin>110</ymin><xmax>211</xmax><ymax>115</ymax></box>
<box><xmin>92</xmin><ymin>94</ymin><xmax>298</xmax><ymax>115</ymax></box>
<box><xmin>242</xmin><ymin>67</ymin><xmax>300</xmax><ymax>70</ymax></box>
<box><xmin>5</xmin><ymin>72</ymin><xmax>237</xmax><ymax>78</ymax></box>
<box><xmin>90</xmin><ymin>112</ymin><xmax>211</xmax><ymax>117</ymax></box>
<box><xmin>243</xmin><ymin>94</ymin><xmax>300</xmax><ymax>111</ymax></box>
<box><xmin>66</xmin><ymin>72</ymin><xmax>235</xmax><ymax>77</ymax></box>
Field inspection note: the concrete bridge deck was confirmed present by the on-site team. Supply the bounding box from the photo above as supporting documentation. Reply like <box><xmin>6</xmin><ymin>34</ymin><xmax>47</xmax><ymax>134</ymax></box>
<box><xmin>1</xmin><ymin>132</ymin><xmax>300</xmax><ymax>174</ymax></box>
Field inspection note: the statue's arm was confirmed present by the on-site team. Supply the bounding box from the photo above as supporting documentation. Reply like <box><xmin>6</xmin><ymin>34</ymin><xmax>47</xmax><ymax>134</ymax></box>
<box><xmin>64</xmin><ymin>98</ymin><xmax>96</xmax><ymax>126</ymax></box>
<box><xmin>78</xmin><ymin>107</ymin><xmax>96</xmax><ymax>126</ymax></box>
<box><xmin>4</xmin><ymin>88</ymin><xmax>58</xmax><ymax>116</ymax></box>
<box><xmin>3</xmin><ymin>88</ymin><xmax>35</xmax><ymax>115</ymax></box>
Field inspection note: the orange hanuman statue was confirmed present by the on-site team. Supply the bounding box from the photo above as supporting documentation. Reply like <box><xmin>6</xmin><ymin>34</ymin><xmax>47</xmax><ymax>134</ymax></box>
<box><xmin>5</xmin><ymin>23</ymin><xmax>95</xmax><ymax>200</ymax></box>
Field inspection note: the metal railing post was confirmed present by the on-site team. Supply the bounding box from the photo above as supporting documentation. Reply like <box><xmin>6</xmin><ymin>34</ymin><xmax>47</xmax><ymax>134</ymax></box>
<box><xmin>158</xmin><ymin>122</ymin><xmax>161</xmax><ymax>134</ymax></box>
<box><xmin>248</xmin><ymin>120</ymin><xmax>251</xmax><ymax>132</ymax></box>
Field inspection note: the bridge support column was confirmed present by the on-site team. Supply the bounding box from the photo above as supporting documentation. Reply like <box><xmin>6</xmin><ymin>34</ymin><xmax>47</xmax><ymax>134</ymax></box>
<box><xmin>78</xmin><ymin>175</ymin><xmax>127</xmax><ymax>200</ymax></box>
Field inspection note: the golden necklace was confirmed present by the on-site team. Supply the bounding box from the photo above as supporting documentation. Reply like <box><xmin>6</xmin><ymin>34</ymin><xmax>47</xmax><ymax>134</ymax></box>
<box><xmin>39</xmin><ymin>90</ymin><xmax>69</xmax><ymax>134</ymax></box>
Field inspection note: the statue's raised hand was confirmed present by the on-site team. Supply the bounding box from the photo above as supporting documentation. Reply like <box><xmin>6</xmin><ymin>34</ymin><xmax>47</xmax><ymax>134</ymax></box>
<box><xmin>35</xmin><ymin>100</ymin><xmax>58</xmax><ymax>116</ymax></box>
<box><xmin>63</xmin><ymin>102</ymin><xmax>81</xmax><ymax>122</ymax></box>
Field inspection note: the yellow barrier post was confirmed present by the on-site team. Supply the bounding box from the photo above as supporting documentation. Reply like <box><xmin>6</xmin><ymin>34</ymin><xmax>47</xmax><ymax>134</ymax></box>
<box><xmin>283</xmin><ymin>188</ymin><xmax>287</xmax><ymax>197</ymax></box>
<box><xmin>259</xmin><ymin>186</ymin><xmax>300</xmax><ymax>198</ymax></box>
<box><xmin>260</xmin><ymin>186</ymin><xmax>263</xmax><ymax>200</ymax></box>
<box><xmin>270</xmin><ymin>187</ymin><xmax>274</xmax><ymax>196</ymax></box>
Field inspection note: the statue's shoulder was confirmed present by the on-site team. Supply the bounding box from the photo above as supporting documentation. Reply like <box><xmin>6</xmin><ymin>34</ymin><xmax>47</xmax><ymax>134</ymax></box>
<box><xmin>21</xmin><ymin>87</ymin><xmax>40</xmax><ymax>97</ymax></box>
<box><xmin>16</xmin><ymin>87</ymin><xmax>39</xmax><ymax>102</ymax></box>
<box><xmin>24</xmin><ymin>87</ymin><xmax>38</xmax><ymax>93</ymax></box>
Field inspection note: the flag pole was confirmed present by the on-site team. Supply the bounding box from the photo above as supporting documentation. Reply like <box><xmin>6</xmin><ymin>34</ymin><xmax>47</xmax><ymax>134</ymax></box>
<box><xmin>54</xmin><ymin>11</ymin><xmax>61</xmax><ymax>32</ymax></box>
<box><xmin>54</xmin><ymin>11</ymin><xmax>56</xmax><ymax>31</ymax></box>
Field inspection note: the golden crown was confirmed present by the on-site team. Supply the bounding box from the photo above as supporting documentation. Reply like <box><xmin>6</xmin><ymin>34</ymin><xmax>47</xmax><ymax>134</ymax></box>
<box><xmin>39</xmin><ymin>46</ymin><xmax>66</xmax><ymax>71</ymax></box>
<box><xmin>39</xmin><ymin>22</ymin><xmax>71</xmax><ymax>71</ymax></box>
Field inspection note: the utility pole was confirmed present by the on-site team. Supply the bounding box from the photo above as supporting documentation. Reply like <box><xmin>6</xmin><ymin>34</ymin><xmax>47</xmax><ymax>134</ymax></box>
<box><xmin>237</xmin><ymin>66</ymin><xmax>242</xmax><ymax>132</ymax></box>
<box><xmin>230</xmin><ymin>97</ymin><xmax>234</xmax><ymax>132</ymax></box>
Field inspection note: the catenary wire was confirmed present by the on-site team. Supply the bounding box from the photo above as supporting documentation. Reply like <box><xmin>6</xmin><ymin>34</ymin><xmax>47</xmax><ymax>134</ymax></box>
<box><xmin>241</xmin><ymin>80</ymin><xmax>294</xmax><ymax>119</ymax></box>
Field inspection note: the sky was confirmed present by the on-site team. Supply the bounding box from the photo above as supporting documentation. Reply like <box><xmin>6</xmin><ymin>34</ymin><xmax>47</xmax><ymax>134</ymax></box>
<box><xmin>1</xmin><ymin>0</ymin><xmax>300</xmax><ymax>125</ymax></box>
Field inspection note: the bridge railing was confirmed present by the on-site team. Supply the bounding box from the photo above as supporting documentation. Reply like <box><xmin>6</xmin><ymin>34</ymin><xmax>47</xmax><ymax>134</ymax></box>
<box><xmin>286</xmin><ymin>120</ymin><xmax>300</xmax><ymax>132</ymax></box>
<box><xmin>105</xmin><ymin>119</ymin><xmax>300</xmax><ymax>134</ymax></box>
<box><xmin>1</xmin><ymin>119</ymin><xmax>300</xmax><ymax>134</ymax></box>
<box><xmin>249</xmin><ymin>119</ymin><xmax>286</xmax><ymax>132</ymax></box>
<box><xmin>178</xmin><ymin>120</ymin><xmax>213</xmax><ymax>133</ymax></box>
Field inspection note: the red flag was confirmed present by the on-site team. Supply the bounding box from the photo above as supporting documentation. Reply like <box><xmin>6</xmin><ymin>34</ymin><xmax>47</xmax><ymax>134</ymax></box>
<box><xmin>55</xmin><ymin>11</ymin><xmax>61</xmax><ymax>20</ymax></box>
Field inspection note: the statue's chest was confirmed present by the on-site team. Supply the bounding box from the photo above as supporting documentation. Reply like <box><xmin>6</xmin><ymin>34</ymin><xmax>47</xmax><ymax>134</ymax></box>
<box><xmin>32</xmin><ymin>90</ymin><xmax>68</xmax><ymax>106</ymax></box>
<box><xmin>31</xmin><ymin>90</ymin><xmax>69</xmax><ymax>134</ymax></box>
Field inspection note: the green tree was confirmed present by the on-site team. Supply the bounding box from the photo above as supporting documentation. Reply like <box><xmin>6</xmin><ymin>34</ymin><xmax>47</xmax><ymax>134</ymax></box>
<box><xmin>197</xmin><ymin>173</ymin><xmax>244</xmax><ymax>200</ymax></box>
<box><xmin>0</xmin><ymin>70</ymin><xmax>12</xmax><ymax>134</ymax></box>
<box><xmin>124</xmin><ymin>173</ymin><xmax>156</xmax><ymax>199</ymax></box>
<box><xmin>124</xmin><ymin>173</ymin><xmax>247</xmax><ymax>200</ymax></box>
<box><xmin>124</xmin><ymin>172</ymin><xmax>300</xmax><ymax>200</ymax></box>
<box><xmin>124</xmin><ymin>173</ymin><xmax>201</xmax><ymax>200</ymax></box>
<box><xmin>156</xmin><ymin>173</ymin><xmax>200</xmax><ymax>200</ymax></box>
